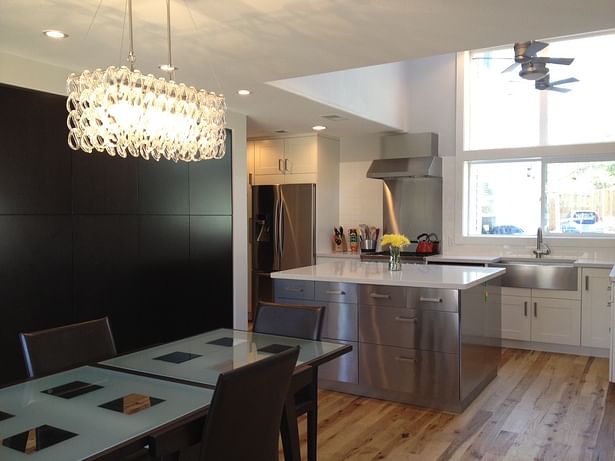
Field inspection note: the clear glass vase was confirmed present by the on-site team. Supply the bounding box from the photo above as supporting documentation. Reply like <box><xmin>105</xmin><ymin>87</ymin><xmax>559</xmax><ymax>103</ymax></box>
<box><xmin>388</xmin><ymin>246</ymin><xmax>401</xmax><ymax>271</ymax></box>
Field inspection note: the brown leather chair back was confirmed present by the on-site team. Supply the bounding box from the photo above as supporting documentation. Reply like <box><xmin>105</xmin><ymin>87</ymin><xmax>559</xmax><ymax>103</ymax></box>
<box><xmin>19</xmin><ymin>317</ymin><xmax>117</xmax><ymax>378</ymax></box>
<box><xmin>253</xmin><ymin>302</ymin><xmax>325</xmax><ymax>340</ymax></box>
<box><xmin>199</xmin><ymin>346</ymin><xmax>299</xmax><ymax>461</ymax></box>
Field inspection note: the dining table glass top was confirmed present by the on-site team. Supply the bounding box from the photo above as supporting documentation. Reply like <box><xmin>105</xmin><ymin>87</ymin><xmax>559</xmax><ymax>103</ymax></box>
<box><xmin>100</xmin><ymin>328</ymin><xmax>348</xmax><ymax>386</ymax></box>
<box><xmin>0</xmin><ymin>366</ymin><xmax>213</xmax><ymax>461</ymax></box>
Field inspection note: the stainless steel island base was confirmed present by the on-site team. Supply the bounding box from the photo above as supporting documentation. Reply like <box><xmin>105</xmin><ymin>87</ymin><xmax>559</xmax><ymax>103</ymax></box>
<box><xmin>275</xmin><ymin>278</ymin><xmax>502</xmax><ymax>413</ymax></box>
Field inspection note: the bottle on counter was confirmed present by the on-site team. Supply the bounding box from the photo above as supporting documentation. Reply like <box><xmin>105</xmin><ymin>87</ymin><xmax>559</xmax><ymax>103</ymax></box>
<box><xmin>349</xmin><ymin>228</ymin><xmax>359</xmax><ymax>252</ymax></box>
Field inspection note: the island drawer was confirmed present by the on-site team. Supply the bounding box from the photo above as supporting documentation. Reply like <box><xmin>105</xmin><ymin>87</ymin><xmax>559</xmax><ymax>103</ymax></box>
<box><xmin>359</xmin><ymin>344</ymin><xmax>459</xmax><ymax>401</ymax></box>
<box><xmin>407</xmin><ymin>288</ymin><xmax>459</xmax><ymax>312</ymax></box>
<box><xmin>360</xmin><ymin>284</ymin><xmax>406</xmax><ymax>307</ymax></box>
<box><xmin>319</xmin><ymin>340</ymin><xmax>358</xmax><ymax>384</ymax></box>
<box><xmin>359</xmin><ymin>305</ymin><xmax>458</xmax><ymax>353</ymax></box>
<box><xmin>315</xmin><ymin>282</ymin><xmax>358</xmax><ymax>304</ymax></box>
<box><xmin>322</xmin><ymin>302</ymin><xmax>358</xmax><ymax>341</ymax></box>
<box><xmin>274</xmin><ymin>279</ymin><xmax>315</xmax><ymax>300</ymax></box>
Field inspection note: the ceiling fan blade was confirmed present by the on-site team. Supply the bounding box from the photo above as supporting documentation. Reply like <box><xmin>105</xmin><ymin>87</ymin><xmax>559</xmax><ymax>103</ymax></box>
<box><xmin>502</xmin><ymin>62</ymin><xmax>520</xmax><ymax>73</ymax></box>
<box><xmin>472</xmin><ymin>57</ymin><xmax>513</xmax><ymax>60</ymax></box>
<box><xmin>549</xmin><ymin>77</ymin><xmax>579</xmax><ymax>86</ymax></box>
<box><xmin>526</xmin><ymin>40</ymin><xmax>549</xmax><ymax>56</ymax></box>
<box><xmin>536</xmin><ymin>57</ymin><xmax>574</xmax><ymax>66</ymax></box>
<box><xmin>548</xmin><ymin>86</ymin><xmax>571</xmax><ymax>93</ymax></box>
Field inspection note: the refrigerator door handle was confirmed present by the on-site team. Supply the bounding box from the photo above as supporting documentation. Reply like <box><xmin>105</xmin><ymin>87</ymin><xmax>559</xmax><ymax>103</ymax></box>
<box><xmin>273</xmin><ymin>195</ymin><xmax>280</xmax><ymax>271</ymax></box>
<box><xmin>279</xmin><ymin>197</ymin><xmax>286</xmax><ymax>257</ymax></box>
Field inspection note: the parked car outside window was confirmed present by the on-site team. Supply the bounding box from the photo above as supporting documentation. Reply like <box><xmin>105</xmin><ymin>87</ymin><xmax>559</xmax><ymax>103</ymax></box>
<box><xmin>490</xmin><ymin>225</ymin><xmax>525</xmax><ymax>235</ymax></box>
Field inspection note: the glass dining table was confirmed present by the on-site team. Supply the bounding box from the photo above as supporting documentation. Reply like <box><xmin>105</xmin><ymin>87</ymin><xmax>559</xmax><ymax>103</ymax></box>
<box><xmin>0</xmin><ymin>329</ymin><xmax>351</xmax><ymax>461</ymax></box>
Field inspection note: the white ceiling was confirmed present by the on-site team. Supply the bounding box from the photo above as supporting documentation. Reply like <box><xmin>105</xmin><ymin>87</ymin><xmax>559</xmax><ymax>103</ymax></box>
<box><xmin>1</xmin><ymin>0</ymin><xmax>614</xmax><ymax>137</ymax></box>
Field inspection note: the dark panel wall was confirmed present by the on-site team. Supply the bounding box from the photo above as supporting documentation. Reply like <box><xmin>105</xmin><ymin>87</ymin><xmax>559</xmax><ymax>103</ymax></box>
<box><xmin>0</xmin><ymin>84</ymin><xmax>233</xmax><ymax>385</ymax></box>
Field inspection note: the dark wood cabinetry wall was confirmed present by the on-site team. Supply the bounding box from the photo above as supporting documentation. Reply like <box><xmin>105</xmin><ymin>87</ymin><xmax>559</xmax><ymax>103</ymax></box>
<box><xmin>0</xmin><ymin>84</ymin><xmax>233</xmax><ymax>385</ymax></box>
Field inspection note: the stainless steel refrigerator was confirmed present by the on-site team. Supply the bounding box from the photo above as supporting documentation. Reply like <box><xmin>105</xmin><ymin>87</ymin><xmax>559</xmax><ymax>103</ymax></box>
<box><xmin>251</xmin><ymin>184</ymin><xmax>316</xmax><ymax>313</ymax></box>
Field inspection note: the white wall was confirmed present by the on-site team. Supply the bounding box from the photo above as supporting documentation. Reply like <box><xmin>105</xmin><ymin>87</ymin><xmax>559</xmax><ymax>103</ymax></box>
<box><xmin>0</xmin><ymin>52</ymin><xmax>250</xmax><ymax>329</ymax></box>
<box><xmin>270</xmin><ymin>61</ymin><xmax>408</xmax><ymax>131</ymax></box>
<box><xmin>338</xmin><ymin>134</ymin><xmax>383</xmax><ymax>233</ymax></box>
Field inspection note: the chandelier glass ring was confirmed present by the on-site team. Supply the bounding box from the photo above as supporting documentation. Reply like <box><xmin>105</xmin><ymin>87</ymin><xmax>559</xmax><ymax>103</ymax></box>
<box><xmin>66</xmin><ymin>0</ymin><xmax>227</xmax><ymax>162</ymax></box>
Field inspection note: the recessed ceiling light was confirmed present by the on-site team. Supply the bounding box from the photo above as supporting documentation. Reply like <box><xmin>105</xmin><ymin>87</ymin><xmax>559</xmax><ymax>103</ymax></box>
<box><xmin>158</xmin><ymin>64</ymin><xmax>178</xmax><ymax>72</ymax></box>
<box><xmin>312</xmin><ymin>125</ymin><xmax>327</xmax><ymax>131</ymax></box>
<box><xmin>237</xmin><ymin>89</ymin><xmax>251</xmax><ymax>96</ymax></box>
<box><xmin>42</xmin><ymin>30</ymin><xmax>68</xmax><ymax>39</ymax></box>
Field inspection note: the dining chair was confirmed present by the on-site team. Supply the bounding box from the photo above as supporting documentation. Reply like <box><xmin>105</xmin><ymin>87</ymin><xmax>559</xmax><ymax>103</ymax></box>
<box><xmin>19</xmin><ymin>317</ymin><xmax>117</xmax><ymax>378</ymax></box>
<box><xmin>253</xmin><ymin>302</ymin><xmax>325</xmax><ymax>461</ymax></box>
<box><xmin>198</xmin><ymin>345</ymin><xmax>300</xmax><ymax>461</ymax></box>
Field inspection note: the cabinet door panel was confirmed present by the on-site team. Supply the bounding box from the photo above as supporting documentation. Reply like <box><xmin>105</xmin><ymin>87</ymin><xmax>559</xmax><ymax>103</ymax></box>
<box><xmin>319</xmin><ymin>340</ymin><xmax>357</xmax><ymax>384</ymax></box>
<box><xmin>501</xmin><ymin>295</ymin><xmax>531</xmax><ymax>341</ymax></box>
<box><xmin>531</xmin><ymin>297</ymin><xmax>581</xmax><ymax>346</ymax></box>
<box><xmin>284</xmin><ymin>137</ymin><xmax>317</xmax><ymax>174</ymax></box>
<box><xmin>254</xmin><ymin>139</ymin><xmax>284</xmax><ymax>175</ymax></box>
<box><xmin>581</xmin><ymin>268</ymin><xmax>611</xmax><ymax>348</ymax></box>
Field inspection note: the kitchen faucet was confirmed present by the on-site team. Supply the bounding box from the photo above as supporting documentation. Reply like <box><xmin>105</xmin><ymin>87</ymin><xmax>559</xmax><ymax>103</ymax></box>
<box><xmin>533</xmin><ymin>227</ymin><xmax>551</xmax><ymax>258</ymax></box>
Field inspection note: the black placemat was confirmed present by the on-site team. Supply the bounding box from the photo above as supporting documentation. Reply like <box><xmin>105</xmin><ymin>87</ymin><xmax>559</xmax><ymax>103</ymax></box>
<box><xmin>42</xmin><ymin>381</ymin><xmax>103</xmax><ymax>399</ymax></box>
<box><xmin>206</xmin><ymin>337</ymin><xmax>235</xmax><ymax>347</ymax></box>
<box><xmin>0</xmin><ymin>410</ymin><xmax>14</xmax><ymax>422</ymax></box>
<box><xmin>153</xmin><ymin>351</ymin><xmax>202</xmax><ymax>364</ymax></box>
<box><xmin>99</xmin><ymin>393</ymin><xmax>164</xmax><ymax>415</ymax></box>
<box><xmin>258</xmin><ymin>344</ymin><xmax>294</xmax><ymax>354</ymax></box>
<box><xmin>2</xmin><ymin>425</ymin><xmax>77</xmax><ymax>454</ymax></box>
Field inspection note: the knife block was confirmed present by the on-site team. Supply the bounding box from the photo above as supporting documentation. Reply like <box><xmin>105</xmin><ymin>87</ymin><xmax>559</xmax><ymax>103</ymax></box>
<box><xmin>332</xmin><ymin>234</ymin><xmax>348</xmax><ymax>252</ymax></box>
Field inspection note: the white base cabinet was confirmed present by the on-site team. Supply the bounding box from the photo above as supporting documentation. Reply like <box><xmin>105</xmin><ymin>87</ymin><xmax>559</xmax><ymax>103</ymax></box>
<box><xmin>501</xmin><ymin>288</ymin><xmax>581</xmax><ymax>346</ymax></box>
<box><xmin>581</xmin><ymin>268</ymin><xmax>611</xmax><ymax>349</ymax></box>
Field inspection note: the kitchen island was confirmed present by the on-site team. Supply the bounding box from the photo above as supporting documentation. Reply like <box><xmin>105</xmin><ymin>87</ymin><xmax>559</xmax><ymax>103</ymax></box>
<box><xmin>271</xmin><ymin>260</ymin><xmax>505</xmax><ymax>412</ymax></box>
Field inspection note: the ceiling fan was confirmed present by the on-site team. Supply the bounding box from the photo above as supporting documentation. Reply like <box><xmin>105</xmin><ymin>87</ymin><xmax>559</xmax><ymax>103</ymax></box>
<box><xmin>501</xmin><ymin>41</ymin><xmax>578</xmax><ymax>91</ymax></box>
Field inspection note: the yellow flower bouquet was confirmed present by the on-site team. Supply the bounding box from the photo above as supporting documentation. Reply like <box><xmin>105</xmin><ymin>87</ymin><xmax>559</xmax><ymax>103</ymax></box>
<box><xmin>381</xmin><ymin>233</ymin><xmax>409</xmax><ymax>271</ymax></box>
<box><xmin>381</xmin><ymin>233</ymin><xmax>410</xmax><ymax>249</ymax></box>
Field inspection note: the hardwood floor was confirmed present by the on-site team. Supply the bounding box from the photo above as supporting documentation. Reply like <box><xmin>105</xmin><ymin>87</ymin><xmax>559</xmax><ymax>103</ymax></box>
<box><xmin>294</xmin><ymin>349</ymin><xmax>615</xmax><ymax>461</ymax></box>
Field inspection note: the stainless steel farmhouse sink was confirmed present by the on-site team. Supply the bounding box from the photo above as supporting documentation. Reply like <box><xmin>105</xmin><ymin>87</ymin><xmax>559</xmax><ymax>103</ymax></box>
<box><xmin>490</xmin><ymin>257</ymin><xmax>578</xmax><ymax>290</ymax></box>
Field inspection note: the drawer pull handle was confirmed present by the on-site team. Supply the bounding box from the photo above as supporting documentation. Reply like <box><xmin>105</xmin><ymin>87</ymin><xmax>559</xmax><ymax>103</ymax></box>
<box><xmin>395</xmin><ymin>356</ymin><xmax>417</xmax><ymax>363</ymax></box>
<box><xmin>370</xmin><ymin>293</ymin><xmax>391</xmax><ymax>299</ymax></box>
<box><xmin>419</xmin><ymin>296</ymin><xmax>442</xmax><ymax>303</ymax></box>
<box><xmin>326</xmin><ymin>290</ymin><xmax>346</xmax><ymax>295</ymax></box>
<box><xmin>284</xmin><ymin>287</ymin><xmax>304</xmax><ymax>293</ymax></box>
<box><xmin>394</xmin><ymin>316</ymin><xmax>417</xmax><ymax>323</ymax></box>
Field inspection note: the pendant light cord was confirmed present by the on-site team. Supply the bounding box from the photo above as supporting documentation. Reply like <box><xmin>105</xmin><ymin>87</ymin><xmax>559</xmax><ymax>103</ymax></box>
<box><xmin>127</xmin><ymin>0</ymin><xmax>136</xmax><ymax>71</ymax></box>
<box><xmin>166</xmin><ymin>0</ymin><xmax>176</xmax><ymax>80</ymax></box>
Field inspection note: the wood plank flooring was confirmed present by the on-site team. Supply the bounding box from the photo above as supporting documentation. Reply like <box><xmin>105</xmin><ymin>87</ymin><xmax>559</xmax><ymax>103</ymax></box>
<box><xmin>292</xmin><ymin>349</ymin><xmax>615</xmax><ymax>461</ymax></box>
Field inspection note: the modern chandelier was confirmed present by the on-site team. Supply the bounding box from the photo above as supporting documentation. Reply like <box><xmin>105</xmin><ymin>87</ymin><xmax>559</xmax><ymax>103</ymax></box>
<box><xmin>66</xmin><ymin>0</ymin><xmax>227</xmax><ymax>162</ymax></box>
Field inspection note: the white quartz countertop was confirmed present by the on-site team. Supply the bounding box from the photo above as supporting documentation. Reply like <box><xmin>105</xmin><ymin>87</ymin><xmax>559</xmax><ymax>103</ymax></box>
<box><xmin>425</xmin><ymin>255</ymin><xmax>501</xmax><ymax>264</ymax></box>
<box><xmin>271</xmin><ymin>261</ymin><xmax>505</xmax><ymax>290</ymax></box>
<box><xmin>573</xmin><ymin>258</ymin><xmax>615</xmax><ymax>269</ymax></box>
<box><xmin>316</xmin><ymin>251</ymin><xmax>361</xmax><ymax>259</ymax></box>
<box><xmin>426</xmin><ymin>254</ymin><xmax>615</xmax><ymax>269</ymax></box>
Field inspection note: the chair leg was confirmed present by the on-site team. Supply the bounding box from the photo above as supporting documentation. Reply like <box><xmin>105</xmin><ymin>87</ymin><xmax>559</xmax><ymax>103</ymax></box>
<box><xmin>307</xmin><ymin>405</ymin><xmax>317</xmax><ymax>461</ymax></box>
<box><xmin>280</xmin><ymin>395</ymin><xmax>301</xmax><ymax>461</ymax></box>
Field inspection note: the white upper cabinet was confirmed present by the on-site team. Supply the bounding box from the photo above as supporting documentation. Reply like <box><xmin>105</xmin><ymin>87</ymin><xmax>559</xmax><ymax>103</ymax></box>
<box><xmin>252</xmin><ymin>136</ymin><xmax>318</xmax><ymax>185</ymax></box>
<box><xmin>254</xmin><ymin>139</ymin><xmax>284</xmax><ymax>176</ymax></box>
<box><xmin>581</xmin><ymin>267</ymin><xmax>611</xmax><ymax>349</ymax></box>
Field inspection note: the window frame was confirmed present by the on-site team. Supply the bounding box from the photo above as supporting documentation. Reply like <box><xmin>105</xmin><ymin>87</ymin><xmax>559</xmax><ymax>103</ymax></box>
<box><xmin>455</xmin><ymin>50</ymin><xmax>615</xmax><ymax>246</ymax></box>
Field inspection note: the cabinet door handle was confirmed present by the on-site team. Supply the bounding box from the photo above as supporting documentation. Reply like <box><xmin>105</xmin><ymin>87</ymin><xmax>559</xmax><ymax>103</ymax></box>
<box><xmin>534</xmin><ymin>302</ymin><xmax>537</xmax><ymax>318</ymax></box>
<box><xmin>325</xmin><ymin>290</ymin><xmax>346</xmax><ymax>295</ymax></box>
<box><xmin>370</xmin><ymin>293</ymin><xmax>391</xmax><ymax>299</ymax></box>
<box><xmin>284</xmin><ymin>287</ymin><xmax>304</xmax><ymax>293</ymax></box>
<box><xmin>419</xmin><ymin>296</ymin><xmax>442</xmax><ymax>303</ymax></box>
<box><xmin>278</xmin><ymin>158</ymin><xmax>284</xmax><ymax>172</ymax></box>
<box><xmin>524</xmin><ymin>301</ymin><xmax>528</xmax><ymax>317</ymax></box>
<box><xmin>395</xmin><ymin>356</ymin><xmax>417</xmax><ymax>364</ymax></box>
<box><xmin>394</xmin><ymin>316</ymin><xmax>417</xmax><ymax>323</ymax></box>
<box><xmin>284</xmin><ymin>158</ymin><xmax>290</xmax><ymax>172</ymax></box>
<box><xmin>585</xmin><ymin>275</ymin><xmax>589</xmax><ymax>291</ymax></box>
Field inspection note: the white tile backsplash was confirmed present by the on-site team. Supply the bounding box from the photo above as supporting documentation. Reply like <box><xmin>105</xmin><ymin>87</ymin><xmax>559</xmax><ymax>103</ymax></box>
<box><xmin>339</xmin><ymin>161</ymin><xmax>383</xmax><ymax>232</ymax></box>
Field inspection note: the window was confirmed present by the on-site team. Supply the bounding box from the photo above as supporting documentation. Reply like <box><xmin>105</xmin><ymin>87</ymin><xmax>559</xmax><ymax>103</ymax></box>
<box><xmin>466</xmin><ymin>159</ymin><xmax>615</xmax><ymax>236</ymax></box>
<box><xmin>467</xmin><ymin>32</ymin><xmax>615</xmax><ymax>151</ymax></box>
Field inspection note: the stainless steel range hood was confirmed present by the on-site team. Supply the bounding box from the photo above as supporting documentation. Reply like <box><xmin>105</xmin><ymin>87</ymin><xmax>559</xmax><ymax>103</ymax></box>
<box><xmin>366</xmin><ymin>156</ymin><xmax>442</xmax><ymax>179</ymax></box>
